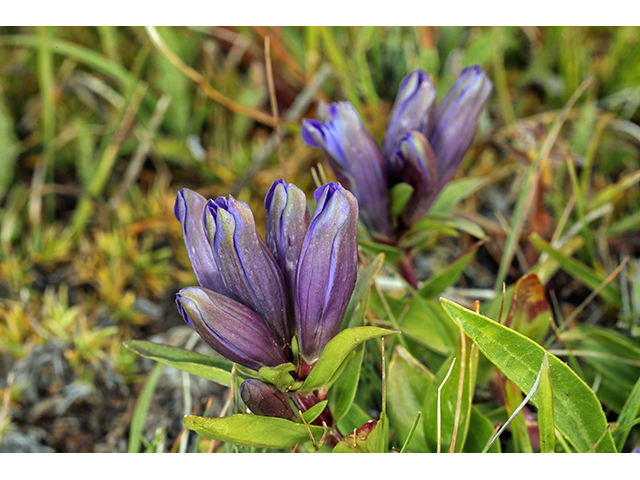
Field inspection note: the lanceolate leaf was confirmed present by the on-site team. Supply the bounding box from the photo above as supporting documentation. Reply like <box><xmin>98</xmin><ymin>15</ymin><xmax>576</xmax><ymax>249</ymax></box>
<box><xmin>440</xmin><ymin>299</ymin><xmax>616</xmax><ymax>453</ymax></box>
<box><xmin>387</xmin><ymin>345</ymin><xmax>433</xmax><ymax>452</ymax></box>
<box><xmin>418</xmin><ymin>240</ymin><xmax>484</xmax><ymax>299</ymax></box>
<box><xmin>614</xmin><ymin>373</ymin><xmax>640</xmax><ymax>452</ymax></box>
<box><xmin>184</xmin><ymin>414</ymin><xmax>325</xmax><ymax>449</ymax></box>
<box><xmin>538</xmin><ymin>353</ymin><xmax>556</xmax><ymax>453</ymax></box>
<box><xmin>299</xmin><ymin>326</ymin><xmax>398</xmax><ymax>392</ymax></box>
<box><xmin>124</xmin><ymin>340</ymin><xmax>239</xmax><ymax>387</ymax></box>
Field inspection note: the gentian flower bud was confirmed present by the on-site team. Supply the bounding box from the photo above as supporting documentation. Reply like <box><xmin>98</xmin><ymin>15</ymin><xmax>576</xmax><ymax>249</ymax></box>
<box><xmin>295</xmin><ymin>183</ymin><xmax>358</xmax><ymax>363</ymax></box>
<box><xmin>240</xmin><ymin>379</ymin><xmax>297</xmax><ymax>420</ymax></box>
<box><xmin>428</xmin><ymin>65</ymin><xmax>492</xmax><ymax>186</ymax></box>
<box><xmin>176</xmin><ymin>287</ymin><xmax>287</xmax><ymax>371</ymax></box>
<box><xmin>383</xmin><ymin>69</ymin><xmax>437</xmax><ymax>162</ymax></box>
<box><xmin>174</xmin><ymin>189</ymin><xmax>227</xmax><ymax>295</ymax></box>
<box><xmin>204</xmin><ymin>196</ymin><xmax>291</xmax><ymax>348</ymax></box>
<box><xmin>264</xmin><ymin>179</ymin><xmax>310</xmax><ymax>304</ymax></box>
<box><xmin>395</xmin><ymin>131</ymin><xmax>439</xmax><ymax>225</ymax></box>
<box><xmin>301</xmin><ymin>102</ymin><xmax>395</xmax><ymax>243</ymax></box>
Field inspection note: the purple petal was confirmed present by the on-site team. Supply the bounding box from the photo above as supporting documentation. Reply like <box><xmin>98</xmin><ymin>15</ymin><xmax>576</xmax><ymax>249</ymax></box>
<box><xmin>383</xmin><ymin>69</ymin><xmax>437</xmax><ymax>162</ymax></box>
<box><xmin>301</xmin><ymin>102</ymin><xmax>395</xmax><ymax>243</ymax></box>
<box><xmin>176</xmin><ymin>287</ymin><xmax>287</xmax><ymax>371</ymax></box>
<box><xmin>174</xmin><ymin>189</ymin><xmax>227</xmax><ymax>295</ymax></box>
<box><xmin>429</xmin><ymin>65</ymin><xmax>492</xmax><ymax>186</ymax></box>
<box><xmin>204</xmin><ymin>196</ymin><xmax>291</xmax><ymax>348</ymax></box>
<box><xmin>295</xmin><ymin>183</ymin><xmax>359</xmax><ymax>363</ymax></box>
<box><xmin>264</xmin><ymin>179</ymin><xmax>310</xmax><ymax>303</ymax></box>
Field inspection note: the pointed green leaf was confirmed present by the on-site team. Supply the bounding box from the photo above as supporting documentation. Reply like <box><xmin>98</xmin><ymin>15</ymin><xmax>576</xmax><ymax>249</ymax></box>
<box><xmin>184</xmin><ymin>413</ymin><xmax>325</xmax><ymax>449</ymax></box>
<box><xmin>504</xmin><ymin>380</ymin><xmax>533</xmax><ymax>452</ymax></box>
<box><xmin>440</xmin><ymin>299</ymin><xmax>616</xmax><ymax>453</ymax></box>
<box><xmin>538</xmin><ymin>353</ymin><xmax>556</xmax><ymax>453</ymax></box>
<box><xmin>123</xmin><ymin>340</ymin><xmax>239</xmax><ymax>387</ymax></box>
<box><xmin>300</xmin><ymin>400</ymin><xmax>328</xmax><ymax>425</ymax></box>
<box><xmin>419</xmin><ymin>241</ymin><xmax>483</xmax><ymax>299</ymax></box>
<box><xmin>387</xmin><ymin>345</ymin><xmax>433</xmax><ymax>452</ymax></box>
<box><xmin>613</xmin><ymin>373</ymin><xmax>640</xmax><ymax>451</ymax></box>
<box><xmin>399</xmin><ymin>296</ymin><xmax>459</xmax><ymax>354</ymax></box>
<box><xmin>423</xmin><ymin>336</ymin><xmax>479</xmax><ymax>453</ymax></box>
<box><xmin>258</xmin><ymin>363</ymin><xmax>301</xmax><ymax>392</ymax></box>
<box><xmin>463</xmin><ymin>406</ymin><xmax>501</xmax><ymax>453</ymax></box>
<box><xmin>343</xmin><ymin>253</ymin><xmax>384</xmax><ymax>329</ymax></box>
<box><xmin>299</xmin><ymin>327</ymin><xmax>398</xmax><ymax>392</ymax></box>
<box><xmin>530</xmin><ymin>233</ymin><xmax>622</xmax><ymax>307</ymax></box>
<box><xmin>328</xmin><ymin>346</ymin><xmax>364</xmax><ymax>422</ymax></box>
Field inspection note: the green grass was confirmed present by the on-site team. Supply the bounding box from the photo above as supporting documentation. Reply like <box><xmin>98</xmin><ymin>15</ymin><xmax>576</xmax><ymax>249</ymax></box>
<box><xmin>1</xmin><ymin>26</ymin><xmax>640</xmax><ymax>452</ymax></box>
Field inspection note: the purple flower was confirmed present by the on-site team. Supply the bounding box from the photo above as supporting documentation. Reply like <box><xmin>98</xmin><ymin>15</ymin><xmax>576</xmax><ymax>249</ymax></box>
<box><xmin>427</xmin><ymin>65</ymin><xmax>493</xmax><ymax>188</ymax></box>
<box><xmin>203</xmin><ymin>195</ymin><xmax>291</xmax><ymax>348</ymax></box>
<box><xmin>176</xmin><ymin>287</ymin><xmax>287</xmax><ymax>371</ymax></box>
<box><xmin>301</xmin><ymin>103</ymin><xmax>395</xmax><ymax>243</ymax></box>
<box><xmin>264</xmin><ymin>180</ymin><xmax>310</xmax><ymax>307</ymax></box>
<box><xmin>240</xmin><ymin>379</ymin><xmax>297</xmax><ymax>420</ymax></box>
<box><xmin>174</xmin><ymin>179</ymin><xmax>359</xmax><ymax>373</ymax></box>
<box><xmin>174</xmin><ymin>189</ymin><xmax>227</xmax><ymax>295</ymax></box>
<box><xmin>295</xmin><ymin>183</ymin><xmax>359</xmax><ymax>364</ymax></box>
<box><xmin>383</xmin><ymin>69</ymin><xmax>436</xmax><ymax>162</ymax></box>
<box><xmin>302</xmin><ymin>66</ymin><xmax>492</xmax><ymax>238</ymax></box>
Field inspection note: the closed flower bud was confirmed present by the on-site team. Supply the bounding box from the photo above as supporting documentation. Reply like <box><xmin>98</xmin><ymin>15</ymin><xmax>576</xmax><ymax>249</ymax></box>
<box><xmin>204</xmin><ymin>196</ymin><xmax>291</xmax><ymax>348</ymax></box>
<box><xmin>240</xmin><ymin>379</ymin><xmax>296</xmax><ymax>420</ymax></box>
<box><xmin>429</xmin><ymin>65</ymin><xmax>492</xmax><ymax>186</ymax></box>
<box><xmin>295</xmin><ymin>183</ymin><xmax>359</xmax><ymax>363</ymax></box>
<box><xmin>383</xmin><ymin>69</ymin><xmax>437</xmax><ymax>162</ymax></box>
<box><xmin>264</xmin><ymin>179</ymin><xmax>310</xmax><ymax>304</ymax></box>
<box><xmin>176</xmin><ymin>287</ymin><xmax>287</xmax><ymax>371</ymax></box>
<box><xmin>174</xmin><ymin>189</ymin><xmax>227</xmax><ymax>295</ymax></box>
<box><xmin>301</xmin><ymin>102</ymin><xmax>395</xmax><ymax>243</ymax></box>
<box><xmin>395</xmin><ymin>131</ymin><xmax>439</xmax><ymax>225</ymax></box>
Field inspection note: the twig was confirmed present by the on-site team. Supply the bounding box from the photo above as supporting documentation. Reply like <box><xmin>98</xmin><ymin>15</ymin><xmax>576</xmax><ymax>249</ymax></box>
<box><xmin>110</xmin><ymin>93</ymin><xmax>171</xmax><ymax>208</ymax></box>
<box><xmin>145</xmin><ymin>26</ymin><xmax>275</xmax><ymax>127</ymax></box>
<box><xmin>298</xmin><ymin>410</ymin><xmax>319</xmax><ymax>452</ymax></box>
<box><xmin>264</xmin><ymin>36</ymin><xmax>286</xmax><ymax>178</ymax></box>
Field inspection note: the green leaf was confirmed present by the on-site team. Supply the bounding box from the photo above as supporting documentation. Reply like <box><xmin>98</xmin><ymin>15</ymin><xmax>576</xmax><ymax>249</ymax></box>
<box><xmin>258</xmin><ymin>363</ymin><xmax>301</xmax><ymax>393</ymax></box>
<box><xmin>530</xmin><ymin>233</ymin><xmax>622</xmax><ymax>307</ymax></box>
<box><xmin>613</xmin><ymin>373</ymin><xmax>640</xmax><ymax>451</ymax></box>
<box><xmin>463</xmin><ymin>406</ymin><xmax>501</xmax><ymax>453</ymax></box>
<box><xmin>419</xmin><ymin>240</ymin><xmax>483</xmax><ymax>299</ymax></box>
<box><xmin>128</xmin><ymin>363</ymin><xmax>163</xmax><ymax>453</ymax></box>
<box><xmin>440</xmin><ymin>299</ymin><xmax>616</xmax><ymax>453</ymax></box>
<box><xmin>422</xmin><ymin>335</ymin><xmax>479</xmax><ymax>453</ymax></box>
<box><xmin>301</xmin><ymin>400</ymin><xmax>328</xmax><ymax>425</ymax></box>
<box><xmin>399</xmin><ymin>296</ymin><xmax>459</xmax><ymax>355</ymax></box>
<box><xmin>387</xmin><ymin>345</ymin><xmax>433</xmax><ymax>452</ymax></box>
<box><xmin>328</xmin><ymin>345</ymin><xmax>364</xmax><ymax>423</ymax></box>
<box><xmin>561</xmin><ymin>325</ymin><xmax>640</xmax><ymax>412</ymax></box>
<box><xmin>429</xmin><ymin>177</ymin><xmax>489</xmax><ymax>215</ymax></box>
<box><xmin>343</xmin><ymin>253</ymin><xmax>384</xmax><ymax>329</ymax></box>
<box><xmin>332</xmin><ymin>415</ymin><xmax>389</xmax><ymax>453</ymax></box>
<box><xmin>538</xmin><ymin>353</ymin><xmax>556</xmax><ymax>453</ymax></box>
<box><xmin>504</xmin><ymin>380</ymin><xmax>533</xmax><ymax>452</ymax></box>
<box><xmin>299</xmin><ymin>326</ymin><xmax>398</xmax><ymax>392</ymax></box>
<box><xmin>123</xmin><ymin>340</ymin><xmax>239</xmax><ymax>387</ymax></box>
<box><xmin>184</xmin><ymin>413</ymin><xmax>325</xmax><ymax>449</ymax></box>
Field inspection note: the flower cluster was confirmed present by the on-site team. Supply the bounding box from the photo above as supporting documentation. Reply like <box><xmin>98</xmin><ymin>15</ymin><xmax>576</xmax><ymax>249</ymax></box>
<box><xmin>174</xmin><ymin>180</ymin><xmax>358</xmax><ymax>376</ymax></box>
<box><xmin>302</xmin><ymin>65</ymin><xmax>492</xmax><ymax>244</ymax></box>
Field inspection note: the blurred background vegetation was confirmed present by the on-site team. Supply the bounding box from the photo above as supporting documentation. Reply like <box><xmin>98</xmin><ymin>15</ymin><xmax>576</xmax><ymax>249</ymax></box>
<box><xmin>1</xmin><ymin>26</ymin><xmax>640</xmax><ymax>452</ymax></box>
